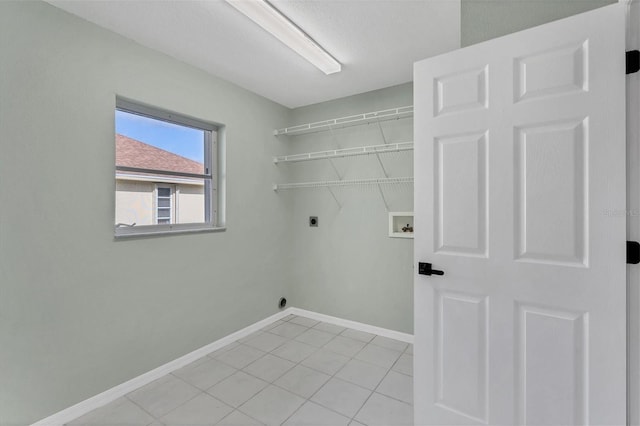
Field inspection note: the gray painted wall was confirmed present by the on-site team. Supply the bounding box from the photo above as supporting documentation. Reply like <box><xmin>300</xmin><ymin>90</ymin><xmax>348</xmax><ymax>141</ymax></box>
<box><xmin>285</xmin><ymin>84</ymin><xmax>414</xmax><ymax>334</ymax></box>
<box><xmin>282</xmin><ymin>0</ymin><xmax>619</xmax><ymax>337</ymax></box>
<box><xmin>0</xmin><ymin>2</ymin><xmax>292</xmax><ymax>423</ymax></box>
<box><xmin>461</xmin><ymin>0</ymin><xmax>616</xmax><ymax>47</ymax></box>
<box><xmin>1</xmin><ymin>0</ymin><xmax>623</xmax><ymax>422</ymax></box>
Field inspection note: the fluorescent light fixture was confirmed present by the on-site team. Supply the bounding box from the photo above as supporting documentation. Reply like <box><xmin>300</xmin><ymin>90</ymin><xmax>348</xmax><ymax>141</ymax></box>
<box><xmin>225</xmin><ymin>0</ymin><xmax>342</xmax><ymax>75</ymax></box>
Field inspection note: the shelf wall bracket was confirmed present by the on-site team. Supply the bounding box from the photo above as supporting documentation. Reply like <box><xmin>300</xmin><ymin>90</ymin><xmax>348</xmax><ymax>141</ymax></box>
<box><xmin>376</xmin><ymin>117</ymin><xmax>388</xmax><ymax>145</ymax></box>
<box><xmin>376</xmin><ymin>184</ymin><xmax>390</xmax><ymax>212</ymax></box>
<box><xmin>328</xmin><ymin>158</ymin><xmax>342</xmax><ymax>180</ymax></box>
<box><xmin>328</xmin><ymin>125</ymin><xmax>340</xmax><ymax>149</ymax></box>
<box><xmin>375</xmin><ymin>154</ymin><xmax>389</xmax><ymax>178</ymax></box>
<box><xmin>327</xmin><ymin>187</ymin><xmax>341</xmax><ymax>209</ymax></box>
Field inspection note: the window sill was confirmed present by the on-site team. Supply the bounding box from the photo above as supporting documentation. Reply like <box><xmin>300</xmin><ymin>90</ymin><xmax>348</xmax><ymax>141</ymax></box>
<box><xmin>114</xmin><ymin>224</ymin><xmax>226</xmax><ymax>239</ymax></box>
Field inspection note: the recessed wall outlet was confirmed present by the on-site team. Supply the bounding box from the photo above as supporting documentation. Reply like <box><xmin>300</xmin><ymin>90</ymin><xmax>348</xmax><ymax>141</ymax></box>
<box><xmin>309</xmin><ymin>216</ymin><xmax>318</xmax><ymax>227</ymax></box>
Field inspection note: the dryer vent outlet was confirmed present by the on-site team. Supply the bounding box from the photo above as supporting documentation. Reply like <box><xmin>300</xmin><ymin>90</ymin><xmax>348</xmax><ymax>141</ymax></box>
<box><xmin>279</xmin><ymin>297</ymin><xmax>287</xmax><ymax>309</ymax></box>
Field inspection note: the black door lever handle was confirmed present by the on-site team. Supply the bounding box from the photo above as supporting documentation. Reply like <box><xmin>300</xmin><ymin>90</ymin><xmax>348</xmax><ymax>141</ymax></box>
<box><xmin>418</xmin><ymin>262</ymin><xmax>445</xmax><ymax>276</ymax></box>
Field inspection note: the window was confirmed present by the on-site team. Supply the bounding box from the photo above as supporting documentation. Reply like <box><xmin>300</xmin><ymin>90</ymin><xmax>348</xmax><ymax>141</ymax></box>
<box><xmin>114</xmin><ymin>99</ymin><xmax>222</xmax><ymax>237</ymax></box>
<box><xmin>155</xmin><ymin>185</ymin><xmax>173</xmax><ymax>224</ymax></box>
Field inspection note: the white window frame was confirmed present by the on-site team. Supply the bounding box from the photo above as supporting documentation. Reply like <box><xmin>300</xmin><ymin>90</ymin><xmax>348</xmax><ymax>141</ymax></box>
<box><xmin>155</xmin><ymin>184</ymin><xmax>175</xmax><ymax>225</ymax></box>
<box><xmin>115</xmin><ymin>98</ymin><xmax>225</xmax><ymax>238</ymax></box>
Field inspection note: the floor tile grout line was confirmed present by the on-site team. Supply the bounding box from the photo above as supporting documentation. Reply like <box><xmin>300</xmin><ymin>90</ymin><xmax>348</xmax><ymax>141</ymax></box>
<box><xmin>237</xmin><ymin>322</ymin><xmax>321</xmax><ymax>370</ymax></box>
<box><xmin>363</xmin><ymin>367</ymin><xmax>413</xmax><ymax>408</ymax></box>
<box><xmin>240</xmin><ymin>355</ymin><xmax>298</xmax><ymax>384</ymax></box>
<box><xmin>290</xmin><ymin>328</ymin><xmax>385</xmax><ymax>422</ymax></box>
<box><xmin>213</xmin><ymin>343</ymin><xmax>268</xmax><ymax>369</ymax></box>
<box><xmin>373</xmin><ymin>389</ymin><xmax>414</xmax><ymax>407</ymax></box>
<box><xmin>206</xmin><ymin>341</ymin><xmax>240</xmax><ymax>359</ymax></box>
<box><xmin>127</xmin><ymin>382</ymin><xmax>201</xmax><ymax>422</ymax></box>
<box><xmin>271</xmin><ymin>365</ymin><xmax>362</xmax><ymax>424</ymax></box>
<box><xmin>351</xmin><ymin>357</ymin><xmax>400</xmax><ymax>423</ymax></box>
<box><xmin>235</xmin><ymin>312</ymin><xmax>412</xmax><ymax>424</ymax></box>
<box><xmin>350</xmin><ymin>387</ymin><xmax>377</xmax><ymax>424</ymax></box>
<box><xmin>74</xmin><ymin>314</ymin><xmax>411</xmax><ymax>425</ymax></box>
<box><xmin>199</xmin><ymin>318</ymin><xmax>362</xmax><ymax>424</ymax></box>
<box><xmin>228</xmin><ymin>317</ymin><xmax>382</xmax><ymax>424</ymax></box>
<box><xmin>204</xmin><ymin>367</ymin><xmax>269</xmax><ymax>397</ymax></box>
<box><xmin>219</xmin><ymin>403</ymin><xmax>267</xmax><ymax>426</ymax></box>
<box><xmin>375</xmin><ymin>365</ymin><xmax>414</xmax><ymax>405</ymax></box>
<box><xmin>212</xmin><ymin>318</ymin><xmax>333</xmax><ymax>421</ymax></box>
<box><xmin>123</xmin><ymin>373</ymin><xmax>206</xmax><ymax>421</ymax></box>
<box><xmin>171</xmin><ymin>356</ymin><xmax>238</xmax><ymax>388</ymax></box>
<box><xmin>215</xmin><ymin>314</ymin><xmax>409</xmax><ymax>419</ymax></box>
<box><xmin>274</xmin><ymin>394</ymin><xmax>309</xmax><ymax>426</ymax></box>
<box><xmin>303</xmin><ymin>377</ymin><xmax>372</xmax><ymax>422</ymax></box>
<box><xmin>158</xmin><ymin>371</ymin><xmax>235</xmax><ymax>421</ymax></box>
<box><xmin>124</xmin><ymin>394</ymin><xmax>157</xmax><ymax>420</ymax></box>
<box><xmin>328</xmin><ymin>328</ymin><xmax>411</xmax><ymax>422</ymax></box>
<box><xmin>391</xmin><ymin>366</ymin><xmax>413</xmax><ymax>378</ymax></box>
<box><xmin>389</xmin><ymin>352</ymin><xmax>414</xmax><ymax>378</ymax></box>
<box><xmin>231</xmin><ymin>317</ymin><xmax>406</xmax><ymax>402</ymax></box>
<box><xmin>79</xmin><ymin>394</ymin><xmax>156</xmax><ymax>424</ymax></box>
<box><xmin>230</xmin><ymin>366</ymin><xmax>309</xmax><ymax>426</ymax></box>
<box><xmin>263</xmin><ymin>315</ymin><xmax>409</xmax><ymax>356</ymax></box>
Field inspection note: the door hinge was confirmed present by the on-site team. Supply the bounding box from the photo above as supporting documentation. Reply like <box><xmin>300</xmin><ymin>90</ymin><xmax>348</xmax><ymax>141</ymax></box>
<box><xmin>628</xmin><ymin>241</ymin><xmax>640</xmax><ymax>264</ymax></box>
<box><xmin>627</xmin><ymin>50</ymin><xmax>640</xmax><ymax>74</ymax></box>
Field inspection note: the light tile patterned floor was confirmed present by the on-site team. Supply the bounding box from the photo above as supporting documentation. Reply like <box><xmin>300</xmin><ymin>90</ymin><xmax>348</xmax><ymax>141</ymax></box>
<box><xmin>68</xmin><ymin>314</ymin><xmax>413</xmax><ymax>426</ymax></box>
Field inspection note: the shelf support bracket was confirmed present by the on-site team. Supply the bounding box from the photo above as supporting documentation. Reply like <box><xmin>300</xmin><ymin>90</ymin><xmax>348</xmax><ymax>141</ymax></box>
<box><xmin>376</xmin><ymin>184</ymin><xmax>390</xmax><ymax>212</ymax></box>
<box><xmin>328</xmin><ymin>125</ymin><xmax>341</xmax><ymax>149</ymax></box>
<box><xmin>376</xmin><ymin>118</ymin><xmax>388</xmax><ymax>145</ymax></box>
<box><xmin>374</xmin><ymin>153</ymin><xmax>389</xmax><ymax>178</ymax></box>
<box><xmin>327</xmin><ymin>187</ymin><xmax>341</xmax><ymax>209</ymax></box>
<box><xmin>328</xmin><ymin>158</ymin><xmax>342</xmax><ymax>180</ymax></box>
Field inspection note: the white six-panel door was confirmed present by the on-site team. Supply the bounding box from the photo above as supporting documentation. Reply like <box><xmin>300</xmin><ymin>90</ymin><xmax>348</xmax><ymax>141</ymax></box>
<box><xmin>414</xmin><ymin>4</ymin><xmax>626</xmax><ymax>425</ymax></box>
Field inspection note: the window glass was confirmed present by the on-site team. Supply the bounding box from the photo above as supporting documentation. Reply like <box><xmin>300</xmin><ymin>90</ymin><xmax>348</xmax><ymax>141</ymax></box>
<box><xmin>114</xmin><ymin>100</ymin><xmax>218</xmax><ymax>237</ymax></box>
<box><xmin>115</xmin><ymin>110</ymin><xmax>206</xmax><ymax>176</ymax></box>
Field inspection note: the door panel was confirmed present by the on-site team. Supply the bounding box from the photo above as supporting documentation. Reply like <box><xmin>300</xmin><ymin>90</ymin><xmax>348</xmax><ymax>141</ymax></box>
<box><xmin>435</xmin><ymin>66</ymin><xmax>489</xmax><ymax>116</ymax></box>
<box><xmin>515</xmin><ymin>304</ymin><xmax>588</xmax><ymax>426</ymax></box>
<box><xmin>435</xmin><ymin>132</ymin><xmax>488</xmax><ymax>257</ymax></box>
<box><xmin>514</xmin><ymin>118</ymin><xmax>587</xmax><ymax>266</ymax></box>
<box><xmin>414</xmin><ymin>4</ymin><xmax>626</xmax><ymax>425</ymax></box>
<box><xmin>513</xmin><ymin>41</ymin><xmax>588</xmax><ymax>102</ymax></box>
<box><xmin>436</xmin><ymin>291</ymin><xmax>488</xmax><ymax>423</ymax></box>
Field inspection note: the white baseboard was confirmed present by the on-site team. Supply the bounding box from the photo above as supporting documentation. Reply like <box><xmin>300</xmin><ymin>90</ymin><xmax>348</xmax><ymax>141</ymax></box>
<box><xmin>32</xmin><ymin>307</ymin><xmax>413</xmax><ymax>425</ymax></box>
<box><xmin>287</xmin><ymin>307</ymin><xmax>414</xmax><ymax>344</ymax></box>
<box><xmin>32</xmin><ymin>309</ymin><xmax>294</xmax><ymax>426</ymax></box>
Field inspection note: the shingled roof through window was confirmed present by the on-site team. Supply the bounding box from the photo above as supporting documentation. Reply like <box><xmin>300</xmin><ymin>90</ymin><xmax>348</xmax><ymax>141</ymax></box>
<box><xmin>116</xmin><ymin>133</ymin><xmax>204</xmax><ymax>175</ymax></box>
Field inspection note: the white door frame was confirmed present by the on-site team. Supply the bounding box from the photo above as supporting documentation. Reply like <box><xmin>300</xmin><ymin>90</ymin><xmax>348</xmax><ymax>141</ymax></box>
<box><xmin>625</xmin><ymin>0</ymin><xmax>640</xmax><ymax>424</ymax></box>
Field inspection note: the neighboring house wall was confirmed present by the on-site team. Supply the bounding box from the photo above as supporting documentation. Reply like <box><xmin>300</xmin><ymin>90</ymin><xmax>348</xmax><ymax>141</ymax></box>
<box><xmin>115</xmin><ymin>180</ymin><xmax>154</xmax><ymax>225</ymax></box>
<box><xmin>115</xmin><ymin>180</ymin><xmax>205</xmax><ymax>226</ymax></box>
<box><xmin>176</xmin><ymin>185</ymin><xmax>205</xmax><ymax>224</ymax></box>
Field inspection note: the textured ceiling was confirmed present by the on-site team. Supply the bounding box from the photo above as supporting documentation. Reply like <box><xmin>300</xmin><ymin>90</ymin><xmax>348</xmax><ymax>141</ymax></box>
<box><xmin>46</xmin><ymin>0</ymin><xmax>460</xmax><ymax>108</ymax></box>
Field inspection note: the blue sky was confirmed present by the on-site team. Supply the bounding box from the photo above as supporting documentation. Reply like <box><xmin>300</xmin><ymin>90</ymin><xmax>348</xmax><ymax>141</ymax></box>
<box><xmin>115</xmin><ymin>110</ymin><xmax>204</xmax><ymax>163</ymax></box>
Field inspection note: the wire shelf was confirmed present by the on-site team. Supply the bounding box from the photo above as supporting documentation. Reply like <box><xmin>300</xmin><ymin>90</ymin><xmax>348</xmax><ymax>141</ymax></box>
<box><xmin>274</xmin><ymin>106</ymin><xmax>414</xmax><ymax>136</ymax></box>
<box><xmin>274</xmin><ymin>177</ymin><xmax>414</xmax><ymax>191</ymax></box>
<box><xmin>273</xmin><ymin>141</ymin><xmax>413</xmax><ymax>164</ymax></box>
